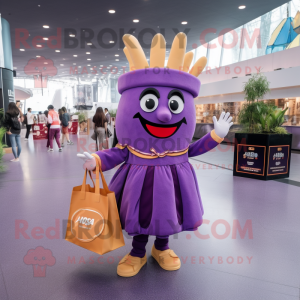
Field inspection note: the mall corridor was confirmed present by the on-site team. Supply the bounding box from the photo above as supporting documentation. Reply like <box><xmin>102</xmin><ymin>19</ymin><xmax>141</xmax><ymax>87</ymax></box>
<box><xmin>1</xmin><ymin>0</ymin><xmax>300</xmax><ymax>299</ymax></box>
<box><xmin>0</xmin><ymin>136</ymin><xmax>300</xmax><ymax>300</ymax></box>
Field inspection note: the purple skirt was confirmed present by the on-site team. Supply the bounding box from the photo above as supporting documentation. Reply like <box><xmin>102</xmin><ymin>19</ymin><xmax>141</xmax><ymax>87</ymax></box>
<box><xmin>108</xmin><ymin>162</ymin><xmax>204</xmax><ymax>236</ymax></box>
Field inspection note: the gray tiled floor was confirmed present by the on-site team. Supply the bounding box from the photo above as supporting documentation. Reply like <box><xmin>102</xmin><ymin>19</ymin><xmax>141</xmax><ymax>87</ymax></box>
<box><xmin>0</xmin><ymin>134</ymin><xmax>299</xmax><ymax>300</ymax></box>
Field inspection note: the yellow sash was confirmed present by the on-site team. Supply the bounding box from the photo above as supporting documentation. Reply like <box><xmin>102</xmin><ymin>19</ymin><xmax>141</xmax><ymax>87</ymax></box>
<box><xmin>116</xmin><ymin>143</ymin><xmax>189</xmax><ymax>159</ymax></box>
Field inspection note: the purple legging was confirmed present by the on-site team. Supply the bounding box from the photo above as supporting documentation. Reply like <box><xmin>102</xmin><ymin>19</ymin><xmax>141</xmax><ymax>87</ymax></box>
<box><xmin>49</xmin><ymin>128</ymin><xmax>61</xmax><ymax>149</ymax></box>
<box><xmin>130</xmin><ymin>235</ymin><xmax>169</xmax><ymax>258</ymax></box>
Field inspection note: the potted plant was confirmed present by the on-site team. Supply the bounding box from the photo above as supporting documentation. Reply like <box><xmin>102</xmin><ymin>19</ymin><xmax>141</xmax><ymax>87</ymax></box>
<box><xmin>109</xmin><ymin>109</ymin><xmax>117</xmax><ymax>123</ymax></box>
<box><xmin>0</xmin><ymin>109</ymin><xmax>11</xmax><ymax>155</ymax></box>
<box><xmin>233</xmin><ymin>73</ymin><xmax>292</xmax><ymax>180</ymax></box>
<box><xmin>0</xmin><ymin>127</ymin><xmax>7</xmax><ymax>171</ymax></box>
<box><xmin>0</xmin><ymin>108</ymin><xmax>4</xmax><ymax>127</ymax></box>
<box><xmin>77</xmin><ymin>111</ymin><xmax>88</xmax><ymax>135</ymax></box>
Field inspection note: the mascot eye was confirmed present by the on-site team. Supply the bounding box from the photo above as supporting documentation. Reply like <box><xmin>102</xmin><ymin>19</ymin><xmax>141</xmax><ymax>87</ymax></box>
<box><xmin>168</xmin><ymin>95</ymin><xmax>184</xmax><ymax>114</ymax></box>
<box><xmin>140</xmin><ymin>94</ymin><xmax>159</xmax><ymax>112</ymax></box>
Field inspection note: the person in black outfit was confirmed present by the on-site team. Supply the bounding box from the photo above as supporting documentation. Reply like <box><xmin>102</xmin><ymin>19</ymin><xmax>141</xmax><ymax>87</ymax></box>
<box><xmin>25</xmin><ymin>108</ymin><xmax>34</xmax><ymax>140</ymax></box>
<box><xmin>3</xmin><ymin>102</ymin><xmax>23</xmax><ymax>162</ymax></box>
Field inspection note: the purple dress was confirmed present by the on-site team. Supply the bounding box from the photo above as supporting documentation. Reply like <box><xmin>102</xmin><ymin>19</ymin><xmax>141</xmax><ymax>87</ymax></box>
<box><xmin>95</xmin><ymin>132</ymin><xmax>220</xmax><ymax>237</ymax></box>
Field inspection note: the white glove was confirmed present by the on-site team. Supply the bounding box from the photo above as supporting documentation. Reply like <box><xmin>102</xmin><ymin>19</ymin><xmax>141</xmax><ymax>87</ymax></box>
<box><xmin>77</xmin><ymin>152</ymin><xmax>96</xmax><ymax>171</ymax></box>
<box><xmin>212</xmin><ymin>112</ymin><xmax>233</xmax><ymax>139</ymax></box>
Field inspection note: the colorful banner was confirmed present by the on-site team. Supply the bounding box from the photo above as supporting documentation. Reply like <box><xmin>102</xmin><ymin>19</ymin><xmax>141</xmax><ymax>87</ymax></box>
<box><xmin>236</xmin><ymin>144</ymin><xmax>266</xmax><ymax>176</ymax></box>
<box><xmin>267</xmin><ymin>145</ymin><xmax>290</xmax><ymax>175</ymax></box>
<box><xmin>32</xmin><ymin>123</ymin><xmax>48</xmax><ymax>140</ymax></box>
<box><xmin>68</xmin><ymin>121</ymin><xmax>78</xmax><ymax>135</ymax></box>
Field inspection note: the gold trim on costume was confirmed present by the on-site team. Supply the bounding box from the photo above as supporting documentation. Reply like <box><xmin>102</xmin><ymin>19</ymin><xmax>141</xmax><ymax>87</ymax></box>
<box><xmin>116</xmin><ymin>143</ymin><xmax>189</xmax><ymax>159</ymax></box>
<box><xmin>210</xmin><ymin>130</ymin><xmax>224</xmax><ymax>144</ymax></box>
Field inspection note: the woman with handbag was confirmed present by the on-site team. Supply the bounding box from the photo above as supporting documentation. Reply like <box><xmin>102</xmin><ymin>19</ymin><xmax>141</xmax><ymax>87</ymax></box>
<box><xmin>3</xmin><ymin>102</ymin><xmax>23</xmax><ymax>162</ymax></box>
<box><xmin>92</xmin><ymin>107</ymin><xmax>108</xmax><ymax>150</ymax></box>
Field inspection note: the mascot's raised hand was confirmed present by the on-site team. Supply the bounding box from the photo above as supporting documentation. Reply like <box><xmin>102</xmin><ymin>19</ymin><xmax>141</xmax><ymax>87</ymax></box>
<box><xmin>213</xmin><ymin>112</ymin><xmax>233</xmax><ymax>139</ymax></box>
<box><xmin>77</xmin><ymin>152</ymin><xmax>96</xmax><ymax>171</ymax></box>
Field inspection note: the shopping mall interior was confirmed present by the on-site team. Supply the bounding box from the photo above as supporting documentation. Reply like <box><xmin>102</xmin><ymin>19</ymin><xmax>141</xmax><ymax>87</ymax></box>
<box><xmin>0</xmin><ymin>0</ymin><xmax>300</xmax><ymax>299</ymax></box>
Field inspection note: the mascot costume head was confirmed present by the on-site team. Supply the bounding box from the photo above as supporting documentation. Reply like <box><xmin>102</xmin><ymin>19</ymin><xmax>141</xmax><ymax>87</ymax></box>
<box><xmin>116</xmin><ymin>33</ymin><xmax>207</xmax><ymax>153</ymax></box>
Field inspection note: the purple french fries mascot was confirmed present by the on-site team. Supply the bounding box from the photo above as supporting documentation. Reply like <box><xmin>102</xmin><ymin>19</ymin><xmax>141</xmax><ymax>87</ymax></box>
<box><xmin>78</xmin><ymin>33</ymin><xmax>233</xmax><ymax>277</ymax></box>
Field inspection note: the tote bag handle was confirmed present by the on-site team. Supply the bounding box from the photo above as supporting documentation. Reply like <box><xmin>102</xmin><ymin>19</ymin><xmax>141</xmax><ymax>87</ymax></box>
<box><xmin>91</xmin><ymin>154</ymin><xmax>110</xmax><ymax>194</ymax></box>
<box><xmin>80</xmin><ymin>159</ymin><xmax>100</xmax><ymax>199</ymax></box>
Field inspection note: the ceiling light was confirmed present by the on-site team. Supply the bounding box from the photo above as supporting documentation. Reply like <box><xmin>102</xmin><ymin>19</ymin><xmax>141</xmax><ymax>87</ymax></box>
<box><xmin>239</xmin><ymin>5</ymin><xmax>246</xmax><ymax>9</ymax></box>
<box><xmin>73</xmin><ymin>63</ymin><xmax>76</xmax><ymax>65</ymax></box>
<box><xmin>36</xmin><ymin>55</ymin><xmax>41</xmax><ymax>57</ymax></box>
<box><xmin>115</xmin><ymin>54</ymin><xmax>119</xmax><ymax>57</ymax></box>
<box><xmin>79</xmin><ymin>66</ymin><xmax>82</xmax><ymax>68</ymax></box>
<box><xmin>73</xmin><ymin>55</ymin><xmax>77</xmax><ymax>57</ymax></box>
<box><xmin>115</xmin><ymin>59</ymin><xmax>119</xmax><ymax>61</ymax></box>
<box><xmin>87</xmin><ymin>64</ymin><xmax>91</xmax><ymax>66</ymax></box>
<box><xmin>69</xmin><ymin>34</ymin><xmax>75</xmax><ymax>37</ymax></box>
<box><xmin>133</xmin><ymin>19</ymin><xmax>139</xmax><ymax>23</ymax></box>
<box><xmin>20</xmin><ymin>49</ymin><xmax>25</xmax><ymax>51</ymax></box>
<box><xmin>44</xmin><ymin>62</ymin><xmax>48</xmax><ymax>64</ymax></box>
<box><xmin>60</xmin><ymin>64</ymin><xmax>64</xmax><ymax>66</ymax></box>
<box><xmin>109</xmin><ymin>41</ymin><xmax>115</xmax><ymax>44</ymax></box>
<box><xmin>100</xmin><ymin>65</ymin><xmax>103</xmax><ymax>67</ymax></box>
<box><xmin>55</xmin><ymin>50</ymin><xmax>60</xmax><ymax>52</ymax></box>
<box><xmin>43</xmin><ymin>37</ymin><xmax>48</xmax><ymax>40</ymax></box>
<box><xmin>108</xmin><ymin>10</ymin><xmax>115</xmax><ymax>13</ymax></box>
<box><xmin>181</xmin><ymin>21</ymin><xmax>188</xmax><ymax>25</ymax></box>
<box><xmin>36</xmin><ymin>45</ymin><xmax>42</xmax><ymax>47</ymax></box>
<box><xmin>87</xmin><ymin>58</ymin><xmax>91</xmax><ymax>60</ymax></box>
<box><xmin>43</xmin><ymin>25</ymin><xmax>49</xmax><ymax>28</ymax></box>
<box><xmin>87</xmin><ymin>43</ymin><xmax>92</xmax><ymax>45</ymax></box>
<box><xmin>86</xmin><ymin>52</ymin><xmax>90</xmax><ymax>54</ymax></box>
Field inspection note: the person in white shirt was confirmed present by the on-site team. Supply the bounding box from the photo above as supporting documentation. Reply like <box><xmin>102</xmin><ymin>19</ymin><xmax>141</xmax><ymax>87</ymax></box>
<box><xmin>38</xmin><ymin>111</ymin><xmax>47</xmax><ymax>123</ymax></box>
<box><xmin>25</xmin><ymin>108</ymin><xmax>34</xmax><ymax>140</ymax></box>
<box><xmin>104</xmin><ymin>108</ymin><xmax>111</xmax><ymax>125</ymax></box>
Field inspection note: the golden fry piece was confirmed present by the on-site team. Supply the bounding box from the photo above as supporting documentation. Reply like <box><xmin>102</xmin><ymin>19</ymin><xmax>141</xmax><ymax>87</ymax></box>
<box><xmin>150</xmin><ymin>34</ymin><xmax>166</xmax><ymax>68</ymax></box>
<box><xmin>183</xmin><ymin>51</ymin><xmax>194</xmax><ymax>72</ymax></box>
<box><xmin>123</xmin><ymin>47</ymin><xmax>134</xmax><ymax>70</ymax></box>
<box><xmin>167</xmin><ymin>32</ymin><xmax>187</xmax><ymax>70</ymax></box>
<box><xmin>189</xmin><ymin>56</ymin><xmax>207</xmax><ymax>77</ymax></box>
<box><xmin>123</xmin><ymin>34</ymin><xmax>149</xmax><ymax>70</ymax></box>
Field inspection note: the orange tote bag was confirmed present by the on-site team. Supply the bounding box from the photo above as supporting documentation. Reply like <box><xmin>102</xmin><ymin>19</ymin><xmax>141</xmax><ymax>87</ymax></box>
<box><xmin>65</xmin><ymin>160</ymin><xmax>125</xmax><ymax>255</ymax></box>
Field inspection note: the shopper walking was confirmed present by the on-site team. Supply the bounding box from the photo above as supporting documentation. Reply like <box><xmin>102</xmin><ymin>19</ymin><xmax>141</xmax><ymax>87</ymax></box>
<box><xmin>38</xmin><ymin>111</ymin><xmax>47</xmax><ymax>123</ymax></box>
<box><xmin>3</xmin><ymin>102</ymin><xmax>23</xmax><ymax>162</ymax></box>
<box><xmin>92</xmin><ymin>107</ymin><xmax>108</xmax><ymax>150</ymax></box>
<box><xmin>16</xmin><ymin>101</ymin><xmax>24</xmax><ymax>122</ymax></box>
<box><xmin>25</xmin><ymin>108</ymin><xmax>34</xmax><ymax>140</ymax></box>
<box><xmin>104</xmin><ymin>108</ymin><xmax>111</xmax><ymax>125</ymax></box>
<box><xmin>47</xmin><ymin>105</ymin><xmax>62</xmax><ymax>152</ymax></box>
<box><xmin>61</xmin><ymin>107</ymin><xmax>73</xmax><ymax>147</ymax></box>
<box><xmin>44</xmin><ymin>110</ymin><xmax>51</xmax><ymax>148</ymax></box>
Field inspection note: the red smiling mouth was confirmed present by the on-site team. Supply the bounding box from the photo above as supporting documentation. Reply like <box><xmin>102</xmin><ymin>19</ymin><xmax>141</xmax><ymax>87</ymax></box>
<box><xmin>133</xmin><ymin>112</ymin><xmax>187</xmax><ymax>139</ymax></box>
<box><xmin>145</xmin><ymin>124</ymin><xmax>177</xmax><ymax>138</ymax></box>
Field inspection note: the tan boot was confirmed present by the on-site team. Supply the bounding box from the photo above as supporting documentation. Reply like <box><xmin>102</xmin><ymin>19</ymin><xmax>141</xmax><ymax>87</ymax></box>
<box><xmin>151</xmin><ymin>245</ymin><xmax>181</xmax><ymax>271</ymax></box>
<box><xmin>117</xmin><ymin>253</ymin><xmax>147</xmax><ymax>277</ymax></box>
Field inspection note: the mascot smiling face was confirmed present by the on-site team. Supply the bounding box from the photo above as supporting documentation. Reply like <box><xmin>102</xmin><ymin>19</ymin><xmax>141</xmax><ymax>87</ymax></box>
<box><xmin>116</xmin><ymin>33</ymin><xmax>207</xmax><ymax>153</ymax></box>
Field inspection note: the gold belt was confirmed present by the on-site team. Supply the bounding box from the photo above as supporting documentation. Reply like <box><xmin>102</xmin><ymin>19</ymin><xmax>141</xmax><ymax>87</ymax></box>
<box><xmin>116</xmin><ymin>143</ymin><xmax>189</xmax><ymax>159</ymax></box>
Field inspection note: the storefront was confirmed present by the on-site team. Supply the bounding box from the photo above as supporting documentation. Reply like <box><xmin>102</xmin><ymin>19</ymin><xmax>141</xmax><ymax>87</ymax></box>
<box><xmin>194</xmin><ymin>97</ymin><xmax>300</xmax><ymax>150</ymax></box>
